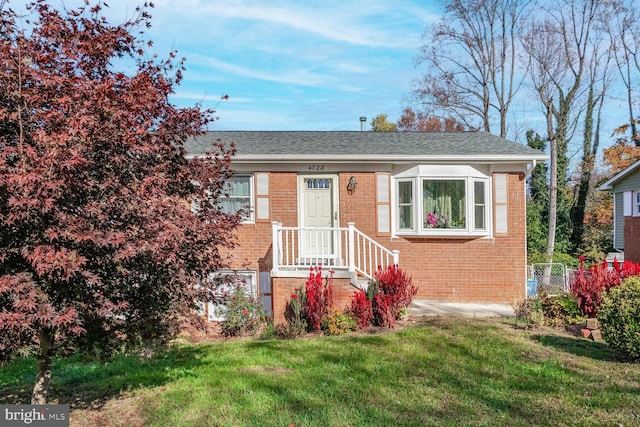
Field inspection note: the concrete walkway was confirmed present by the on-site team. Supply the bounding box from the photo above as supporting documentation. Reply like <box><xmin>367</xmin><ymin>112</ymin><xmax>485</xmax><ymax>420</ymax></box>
<box><xmin>409</xmin><ymin>300</ymin><xmax>515</xmax><ymax>318</ymax></box>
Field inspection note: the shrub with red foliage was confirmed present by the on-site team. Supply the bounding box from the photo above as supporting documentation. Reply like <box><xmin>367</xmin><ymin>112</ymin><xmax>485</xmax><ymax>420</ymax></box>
<box><xmin>374</xmin><ymin>265</ymin><xmax>418</xmax><ymax>319</ymax></box>
<box><xmin>348</xmin><ymin>289</ymin><xmax>372</xmax><ymax>329</ymax></box>
<box><xmin>348</xmin><ymin>265</ymin><xmax>416</xmax><ymax>329</ymax></box>
<box><xmin>303</xmin><ymin>266</ymin><xmax>334</xmax><ymax>331</ymax></box>
<box><xmin>373</xmin><ymin>293</ymin><xmax>395</xmax><ymax>328</ymax></box>
<box><xmin>570</xmin><ymin>256</ymin><xmax>640</xmax><ymax>317</ymax></box>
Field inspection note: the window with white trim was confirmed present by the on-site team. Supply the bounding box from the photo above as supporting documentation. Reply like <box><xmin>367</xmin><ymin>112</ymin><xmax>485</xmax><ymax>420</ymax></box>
<box><xmin>206</xmin><ymin>271</ymin><xmax>258</xmax><ymax>322</ymax></box>
<box><xmin>221</xmin><ymin>175</ymin><xmax>254</xmax><ymax>222</ymax></box>
<box><xmin>397</xmin><ymin>180</ymin><xmax>414</xmax><ymax>231</ymax></box>
<box><xmin>393</xmin><ymin>166</ymin><xmax>491</xmax><ymax>236</ymax></box>
<box><xmin>423</xmin><ymin>179</ymin><xmax>466</xmax><ymax>229</ymax></box>
<box><xmin>474</xmin><ymin>180</ymin><xmax>487</xmax><ymax>230</ymax></box>
<box><xmin>635</xmin><ymin>191</ymin><xmax>640</xmax><ymax>216</ymax></box>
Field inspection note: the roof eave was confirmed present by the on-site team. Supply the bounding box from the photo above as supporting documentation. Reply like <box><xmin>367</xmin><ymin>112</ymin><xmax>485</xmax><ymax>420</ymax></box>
<box><xmin>187</xmin><ymin>154</ymin><xmax>549</xmax><ymax>163</ymax></box>
<box><xmin>597</xmin><ymin>159</ymin><xmax>640</xmax><ymax>191</ymax></box>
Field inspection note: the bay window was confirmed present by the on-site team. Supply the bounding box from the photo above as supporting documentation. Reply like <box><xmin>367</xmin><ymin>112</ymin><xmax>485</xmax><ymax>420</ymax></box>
<box><xmin>394</xmin><ymin>166</ymin><xmax>490</xmax><ymax>236</ymax></box>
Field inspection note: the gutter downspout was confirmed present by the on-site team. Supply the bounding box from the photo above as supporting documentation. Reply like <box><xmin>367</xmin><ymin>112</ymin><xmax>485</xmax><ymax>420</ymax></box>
<box><xmin>524</xmin><ymin>159</ymin><xmax>537</xmax><ymax>178</ymax></box>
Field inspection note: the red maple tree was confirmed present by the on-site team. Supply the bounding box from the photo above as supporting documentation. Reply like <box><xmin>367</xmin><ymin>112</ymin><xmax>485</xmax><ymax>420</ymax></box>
<box><xmin>0</xmin><ymin>1</ymin><xmax>240</xmax><ymax>403</ymax></box>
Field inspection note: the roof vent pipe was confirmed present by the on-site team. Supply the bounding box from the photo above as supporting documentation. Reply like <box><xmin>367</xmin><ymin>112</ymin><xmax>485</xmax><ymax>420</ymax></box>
<box><xmin>359</xmin><ymin>116</ymin><xmax>366</xmax><ymax>132</ymax></box>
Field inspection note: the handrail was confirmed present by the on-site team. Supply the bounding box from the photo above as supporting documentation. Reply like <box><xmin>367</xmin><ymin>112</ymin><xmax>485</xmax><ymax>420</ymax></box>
<box><xmin>271</xmin><ymin>221</ymin><xmax>399</xmax><ymax>282</ymax></box>
<box><xmin>349</xmin><ymin>223</ymin><xmax>399</xmax><ymax>280</ymax></box>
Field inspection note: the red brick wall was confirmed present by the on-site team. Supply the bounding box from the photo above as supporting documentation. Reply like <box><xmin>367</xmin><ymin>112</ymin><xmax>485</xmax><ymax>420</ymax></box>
<box><xmin>624</xmin><ymin>216</ymin><xmax>640</xmax><ymax>263</ymax></box>
<box><xmin>336</xmin><ymin>171</ymin><xmax>527</xmax><ymax>306</ymax></box>
<box><xmin>222</xmin><ymin>171</ymin><xmax>528</xmax><ymax>323</ymax></box>
<box><xmin>220</xmin><ymin>172</ymin><xmax>298</xmax><ymax>272</ymax></box>
<box><xmin>271</xmin><ymin>276</ymin><xmax>355</xmax><ymax>325</ymax></box>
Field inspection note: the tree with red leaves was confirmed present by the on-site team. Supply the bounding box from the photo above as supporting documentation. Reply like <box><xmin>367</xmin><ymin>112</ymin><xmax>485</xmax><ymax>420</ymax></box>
<box><xmin>396</xmin><ymin>107</ymin><xmax>465</xmax><ymax>132</ymax></box>
<box><xmin>0</xmin><ymin>1</ymin><xmax>239</xmax><ymax>403</ymax></box>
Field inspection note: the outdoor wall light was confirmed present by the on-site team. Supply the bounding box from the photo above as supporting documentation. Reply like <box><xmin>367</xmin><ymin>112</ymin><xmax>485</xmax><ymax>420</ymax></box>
<box><xmin>347</xmin><ymin>176</ymin><xmax>357</xmax><ymax>194</ymax></box>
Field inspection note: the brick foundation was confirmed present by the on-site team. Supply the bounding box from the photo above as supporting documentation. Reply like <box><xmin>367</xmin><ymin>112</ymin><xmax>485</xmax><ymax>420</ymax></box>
<box><xmin>271</xmin><ymin>275</ymin><xmax>356</xmax><ymax>325</ymax></box>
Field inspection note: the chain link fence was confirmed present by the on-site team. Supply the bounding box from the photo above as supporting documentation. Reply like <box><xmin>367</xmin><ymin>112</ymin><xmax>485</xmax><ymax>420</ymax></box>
<box><xmin>528</xmin><ymin>263</ymin><xmax>572</xmax><ymax>296</ymax></box>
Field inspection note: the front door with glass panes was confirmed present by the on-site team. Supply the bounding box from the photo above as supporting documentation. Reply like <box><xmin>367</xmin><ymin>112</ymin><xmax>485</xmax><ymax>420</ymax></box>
<box><xmin>300</xmin><ymin>175</ymin><xmax>338</xmax><ymax>264</ymax></box>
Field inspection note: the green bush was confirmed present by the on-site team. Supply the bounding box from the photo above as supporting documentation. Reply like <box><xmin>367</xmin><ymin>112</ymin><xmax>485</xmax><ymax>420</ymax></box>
<box><xmin>219</xmin><ymin>284</ymin><xmax>264</xmax><ymax>337</ymax></box>
<box><xmin>597</xmin><ymin>277</ymin><xmax>640</xmax><ymax>361</ymax></box>
<box><xmin>257</xmin><ymin>321</ymin><xmax>277</xmax><ymax>341</ymax></box>
<box><xmin>279</xmin><ymin>287</ymin><xmax>308</xmax><ymax>338</ymax></box>
<box><xmin>514</xmin><ymin>298</ymin><xmax>544</xmax><ymax>328</ymax></box>
<box><xmin>540</xmin><ymin>293</ymin><xmax>585</xmax><ymax>327</ymax></box>
<box><xmin>321</xmin><ymin>311</ymin><xmax>358</xmax><ymax>336</ymax></box>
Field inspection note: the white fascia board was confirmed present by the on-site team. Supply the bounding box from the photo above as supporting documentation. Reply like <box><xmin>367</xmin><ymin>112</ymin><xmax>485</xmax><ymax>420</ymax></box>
<box><xmin>223</xmin><ymin>154</ymin><xmax>549</xmax><ymax>164</ymax></box>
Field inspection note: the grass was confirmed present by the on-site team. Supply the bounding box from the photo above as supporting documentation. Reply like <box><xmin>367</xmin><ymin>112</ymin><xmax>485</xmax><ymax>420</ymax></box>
<box><xmin>1</xmin><ymin>317</ymin><xmax>639</xmax><ymax>426</ymax></box>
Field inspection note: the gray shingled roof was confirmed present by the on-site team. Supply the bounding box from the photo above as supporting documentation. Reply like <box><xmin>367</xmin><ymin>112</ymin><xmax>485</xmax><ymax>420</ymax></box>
<box><xmin>184</xmin><ymin>131</ymin><xmax>547</xmax><ymax>162</ymax></box>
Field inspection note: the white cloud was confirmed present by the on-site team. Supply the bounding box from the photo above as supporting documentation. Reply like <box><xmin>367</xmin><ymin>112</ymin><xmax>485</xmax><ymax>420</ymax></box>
<box><xmin>18</xmin><ymin>0</ymin><xmax>437</xmax><ymax>131</ymax></box>
<box><xmin>191</xmin><ymin>55</ymin><xmax>332</xmax><ymax>88</ymax></box>
<box><xmin>152</xmin><ymin>0</ymin><xmax>426</xmax><ymax>49</ymax></box>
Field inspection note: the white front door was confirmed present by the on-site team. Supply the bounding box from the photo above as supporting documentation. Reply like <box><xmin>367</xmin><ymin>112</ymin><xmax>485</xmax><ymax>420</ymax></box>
<box><xmin>300</xmin><ymin>176</ymin><xmax>338</xmax><ymax>260</ymax></box>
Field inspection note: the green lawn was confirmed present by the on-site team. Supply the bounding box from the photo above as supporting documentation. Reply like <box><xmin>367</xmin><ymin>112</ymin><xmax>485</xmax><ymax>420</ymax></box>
<box><xmin>1</xmin><ymin>317</ymin><xmax>639</xmax><ymax>426</ymax></box>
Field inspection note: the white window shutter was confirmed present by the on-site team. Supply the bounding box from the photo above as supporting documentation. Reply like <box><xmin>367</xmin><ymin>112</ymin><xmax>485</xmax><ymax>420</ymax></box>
<box><xmin>494</xmin><ymin>174</ymin><xmax>508</xmax><ymax>234</ymax></box>
<box><xmin>255</xmin><ymin>173</ymin><xmax>270</xmax><ymax>220</ymax></box>
<box><xmin>376</xmin><ymin>173</ymin><xmax>391</xmax><ymax>233</ymax></box>
<box><xmin>256</xmin><ymin>198</ymin><xmax>269</xmax><ymax>219</ymax></box>
<box><xmin>377</xmin><ymin>174</ymin><xmax>389</xmax><ymax>202</ymax></box>
<box><xmin>256</xmin><ymin>173</ymin><xmax>269</xmax><ymax>195</ymax></box>
<box><xmin>623</xmin><ymin>191</ymin><xmax>632</xmax><ymax>216</ymax></box>
<box><xmin>495</xmin><ymin>206</ymin><xmax>508</xmax><ymax>234</ymax></box>
<box><xmin>494</xmin><ymin>174</ymin><xmax>507</xmax><ymax>203</ymax></box>
<box><xmin>377</xmin><ymin>205</ymin><xmax>390</xmax><ymax>233</ymax></box>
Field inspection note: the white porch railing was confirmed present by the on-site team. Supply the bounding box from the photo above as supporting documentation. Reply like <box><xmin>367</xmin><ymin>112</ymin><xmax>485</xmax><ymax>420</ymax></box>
<box><xmin>271</xmin><ymin>221</ymin><xmax>399</xmax><ymax>282</ymax></box>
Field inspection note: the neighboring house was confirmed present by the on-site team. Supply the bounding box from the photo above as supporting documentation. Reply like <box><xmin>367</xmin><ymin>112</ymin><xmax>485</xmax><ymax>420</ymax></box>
<box><xmin>185</xmin><ymin>131</ymin><xmax>548</xmax><ymax>324</ymax></box>
<box><xmin>597</xmin><ymin>159</ymin><xmax>640</xmax><ymax>263</ymax></box>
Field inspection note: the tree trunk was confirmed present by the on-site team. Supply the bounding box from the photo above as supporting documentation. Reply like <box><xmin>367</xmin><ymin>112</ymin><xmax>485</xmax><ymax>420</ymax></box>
<box><xmin>31</xmin><ymin>328</ymin><xmax>54</xmax><ymax>404</ymax></box>
<box><xmin>544</xmin><ymin>101</ymin><xmax>558</xmax><ymax>287</ymax></box>
<box><xmin>571</xmin><ymin>89</ymin><xmax>594</xmax><ymax>249</ymax></box>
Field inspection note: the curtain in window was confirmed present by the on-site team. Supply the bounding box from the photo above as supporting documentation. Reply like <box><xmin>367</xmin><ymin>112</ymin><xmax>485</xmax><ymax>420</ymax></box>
<box><xmin>423</xmin><ymin>180</ymin><xmax>465</xmax><ymax>228</ymax></box>
<box><xmin>221</xmin><ymin>177</ymin><xmax>250</xmax><ymax>215</ymax></box>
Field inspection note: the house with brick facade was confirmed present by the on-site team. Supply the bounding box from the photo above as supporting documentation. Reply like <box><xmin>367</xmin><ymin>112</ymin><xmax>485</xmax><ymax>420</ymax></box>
<box><xmin>598</xmin><ymin>159</ymin><xmax>640</xmax><ymax>264</ymax></box>
<box><xmin>185</xmin><ymin>131</ymin><xmax>547</xmax><ymax>324</ymax></box>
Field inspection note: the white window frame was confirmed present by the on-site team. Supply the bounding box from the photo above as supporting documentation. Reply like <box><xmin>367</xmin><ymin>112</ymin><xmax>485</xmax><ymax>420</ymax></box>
<box><xmin>222</xmin><ymin>174</ymin><xmax>255</xmax><ymax>223</ymax></box>
<box><xmin>635</xmin><ymin>191</ymin><xmax>640</xmax><ymax>217</ymax></box>
<box><xmin>472</xmin><ymin>179</ymin><xmax>488</xmax><ymax>232</ymax></box>
<box><xmin>206</xmin><ymin>271</ymin><xmax>258</xmax><ymax>322</ymax></box>
<box><xmin>392</xmin><ymin>166</ymin><xmax>492</xmax><ymax>237</ymax></box>
<box><xmin>396</xmin><ymin>179</ymin><xmax>416</xmax><ymax>232</ymax></box>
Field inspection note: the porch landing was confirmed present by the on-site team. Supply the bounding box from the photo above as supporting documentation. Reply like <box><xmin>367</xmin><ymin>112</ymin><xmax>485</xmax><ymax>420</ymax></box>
<box><xmin>409</xmin><ymin>300</ymin><xmax>515</xmax><ymax>318</ymax></box>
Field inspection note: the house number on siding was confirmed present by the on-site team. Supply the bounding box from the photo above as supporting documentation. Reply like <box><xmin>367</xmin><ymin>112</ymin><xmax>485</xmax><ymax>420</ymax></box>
<box><xmin>308</xmin><ymin>165</ymin><xmax>325</xmax><ymax>171</ymax></box>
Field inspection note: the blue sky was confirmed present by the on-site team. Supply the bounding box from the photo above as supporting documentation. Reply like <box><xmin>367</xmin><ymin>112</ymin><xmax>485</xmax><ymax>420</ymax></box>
<box><xmin>64</xmin><ymin>0</ymin><xmax>437</xmax><ymax>131</ymax></box>
<box><xmin>139</xmin><ymin>0</ymin><xmax>442</xmax><ymax>131</ymax></box>
<box><xmin>15</xmin><ymin>1</ymin><xmax>623</xmax><ymax>148</ymax></box>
